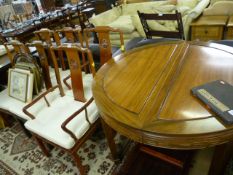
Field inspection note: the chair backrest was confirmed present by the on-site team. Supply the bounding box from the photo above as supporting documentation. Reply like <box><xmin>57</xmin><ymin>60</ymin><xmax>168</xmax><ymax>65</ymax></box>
<box><xmin>53</xmin><ymin>27</ymin><xmax>85</xmax><ymax>71</ymax></box>
<box><xmin>26</xmin><ymin>41</ymin><xmax>52</xmax><ymax>90</ymax></box>
<box><xmin>4</xmin><ymin>40</ymin><xmax>30</xmax><ymax>66</ymax></box>
<box><xmin>34</xmin><ymin>28</ymin><xmax>54</xmax><ymax>45</ymax></box>
<box><xmin>54</xmin><ymin>27</ymin><xmax>84</xmax><ymax>46</ymax></box>
<box><xmin>50</xmin><ymin>44</ymin><xmax>96</xmax><ymax>102</ymax></box>
<box><xmin>137</xmin><ymin>10</ymin><xmax>185</xmax><ymax>40</ymax></box>
<box><xmin>84</xmin><ymin>26</ymin><xmax>124</xmax><ymax>66</ymax></box>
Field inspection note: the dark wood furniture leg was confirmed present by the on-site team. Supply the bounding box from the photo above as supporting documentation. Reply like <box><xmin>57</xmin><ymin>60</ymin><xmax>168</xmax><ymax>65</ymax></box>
<box><xmin>208</xmin><ymin>141</ymin><xmax>233</xmax><ymax>175</ymax></box>
<box><xmin>34</xmin><ymin>136</ymin><xmax>51</xmax><ymax>157</ymax></box>
<box><xmin>100</xmin><ymin>118</ymin><xmax>119</xmax><ymax>161</ymax></box>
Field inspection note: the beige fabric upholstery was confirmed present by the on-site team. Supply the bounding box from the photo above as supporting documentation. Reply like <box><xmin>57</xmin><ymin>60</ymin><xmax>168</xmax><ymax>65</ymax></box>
<box><xmin>0</xmin><ymin>68</ymin><xmax>73</xmax><ymax>121</ymax></box>
<box><xmin>24</xmin><ymin>85</ymin><xmax>98</xmax><ymax>149</ymax></box>
<box><xmin>177</xmin><ymin>0</ymin><xmax>199</xmax><ymax>8</ymax></box>
<box><xmin>203</xmin><ymin>1</ymin><xmax>233</xmax><ymax>15</ymax></box>
<box><xmin>210</xmin><ymin>0</ymin><xmax>233</xmax><ymax>6</ymax></box>
<box><xmin>89</xmin><ymin>0</ymin><xmax>210</xmax><ymax>45</ymax></box>
<box><xmin>108</xmin><ymin>15</ymin><xmax>136</xmax><ymax>33</ymax></box>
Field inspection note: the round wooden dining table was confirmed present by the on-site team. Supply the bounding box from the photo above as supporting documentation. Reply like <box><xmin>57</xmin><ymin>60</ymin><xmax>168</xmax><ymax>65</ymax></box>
<box><xmin>92</xmin><ymin>40</ymin><xmax>233</xmax><ymax>175</ymax></box>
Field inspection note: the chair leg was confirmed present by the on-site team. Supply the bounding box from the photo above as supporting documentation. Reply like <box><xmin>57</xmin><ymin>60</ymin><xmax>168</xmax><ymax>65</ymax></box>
<box><xmin>72</xmin><ymin>153</ymin><xmax>86</xmax><ymax>175</ymax></box>
<box><xmin>101</xmin><ymin>118</ymin><xmax>118</xmax><ymax>161</ymax></box>
<box><xmin>34</xmin><ymin>136</ymin><xmax>50</xmax><ymax>157</ymax></box>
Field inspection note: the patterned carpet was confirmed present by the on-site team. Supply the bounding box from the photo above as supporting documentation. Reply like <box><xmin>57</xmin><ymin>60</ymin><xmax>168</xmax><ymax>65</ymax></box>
<box><xmin>0</xmin><ymin>122</ymin><xmax>125</xmax><ymax>175</ymax></box>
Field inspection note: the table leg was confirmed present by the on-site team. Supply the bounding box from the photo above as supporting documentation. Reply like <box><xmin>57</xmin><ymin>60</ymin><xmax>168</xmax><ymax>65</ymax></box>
<box><xmin>100</xmin><ymin>118</ymin><xmax>119</xmax><ymax>161</ymax></box>
<box><xmin>208</xmin><ymin>141</ymin><xmax>233</xmax><ymax>175</ymax></box>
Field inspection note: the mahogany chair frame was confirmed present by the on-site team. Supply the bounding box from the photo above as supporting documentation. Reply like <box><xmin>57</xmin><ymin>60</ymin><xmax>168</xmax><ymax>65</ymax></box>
<box><xmin>50</xmin><ymin>44</ymin><xmax>96</xmax><ymax>101</ymax></box>
<box><xmin>26</xmin><ymin>41</ymin><xmax>53</xmax><ymax>90</ymax></box>
<box><xmin>4</xmin><ymin>40</ymin><xmax>31</xmax><ymax>66</ymax></box>
<box><xmin>137</xmin><ymin>10</ymin><xmax>185</xmax><ymax>40</ymax></box>
<box><xmin>34</xmin><ymin>28</ymin><xmax>55</xmax><ymax>45</ymax></box>
<box><xmin>54</xmin><ymin>27</ymin><xmax>88</xmax><ymax>72</ymax></box>
<box><xmin>34</xmin><ymin>28</ymin><xmax>67</xmax><ymax>70</ymax></box>
<box><xmin>84</xmin><ymin>26</ymin><xmax>125</xmax><ymax>66</ymax></box>
<box><xmin>23</xmin><ymin>45</ymin><xmax>98</xmax><ymax>175</ymax></box>
<box><xmin>54</xmin><ymin>27</ymin><xmax>84</xmax><ymax>46</ymax></box>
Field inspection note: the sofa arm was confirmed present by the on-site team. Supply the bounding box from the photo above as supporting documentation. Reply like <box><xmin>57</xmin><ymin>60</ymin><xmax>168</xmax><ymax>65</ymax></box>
<box><xmin>203</xmin><ymin>1</ymin><xmax>233</xmax><ymax>16</ymax></box>
<box><xmin>187</xmin><ymin>0</ymin><xmax>210</xmax><ymax>19</ymax></box>
<box><xmin>89</xmin><ymin>6</ymin><xmax>121</xmax><ymax>26</ymax></box>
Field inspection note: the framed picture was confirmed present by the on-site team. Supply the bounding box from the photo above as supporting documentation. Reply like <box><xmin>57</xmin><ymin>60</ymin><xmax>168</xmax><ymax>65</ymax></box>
<box><xmin>8</xmin><ymin>69</ymin><xmax>33</xmax><ymax>103</ymax></box>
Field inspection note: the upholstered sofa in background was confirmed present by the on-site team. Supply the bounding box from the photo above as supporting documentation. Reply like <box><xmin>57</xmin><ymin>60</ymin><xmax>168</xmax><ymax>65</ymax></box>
<box><xmin>89</xmin><ymin>0</ymin><xmax>210</xmax><ymax>45</ymax></box>
<box><xmin>203</xmin><ymin>0</ymin><xmax>233</xmax><ymax>15</ymax></box>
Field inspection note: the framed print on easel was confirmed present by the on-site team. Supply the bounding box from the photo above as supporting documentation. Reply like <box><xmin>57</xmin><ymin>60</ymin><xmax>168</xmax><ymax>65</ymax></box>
<box><xmin>8</xmin><ymin>68</ymin><xmax>34</xmax><ymax>103</ymax></box>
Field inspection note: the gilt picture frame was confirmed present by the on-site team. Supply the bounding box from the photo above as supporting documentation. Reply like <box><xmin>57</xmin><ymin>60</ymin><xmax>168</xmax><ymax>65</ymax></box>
<box><xmin>8</xmin><ymin>69</ymin><xmax>30</xmax><ymax>102</ymax></box>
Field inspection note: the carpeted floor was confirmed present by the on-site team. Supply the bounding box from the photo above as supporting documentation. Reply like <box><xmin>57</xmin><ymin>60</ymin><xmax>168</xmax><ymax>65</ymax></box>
<box><xmin>0</xmin><ymin>122</ymin><xmax>125</xmax><ymax>175</ymax></box>
<box><xmin>1</xmin><ymin>121</ymin><xmax>233</xmax><ymax>175</ymax></box>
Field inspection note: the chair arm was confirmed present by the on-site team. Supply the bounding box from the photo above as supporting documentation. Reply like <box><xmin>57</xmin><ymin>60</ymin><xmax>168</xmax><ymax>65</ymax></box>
<box><xmin>61</xmin><ymin>97</ymin><xmax>94</xmax><ymax>141</ymax></box>
<box><xmin>23</xmin><ymin>85</ymin><xmax>61</xmax><ymax>119</ymax></box>
<box><xmin>63</xmin><ymin>75</ymin><xmax>72</xmax><ymax>90</ymax></box>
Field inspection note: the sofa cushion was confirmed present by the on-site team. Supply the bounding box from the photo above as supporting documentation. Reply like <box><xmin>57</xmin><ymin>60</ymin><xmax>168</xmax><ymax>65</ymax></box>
<box><xmin>131</xmin><ymin>15</ymin><xmax>146</xmax><ymax>37</ymax></box>
<box><xmin>168</xmin><ymin>0</ymin><xmax>177</xmax><ymax>5</ymax></box>
<box><xmin>108</xmin><ymin>15</ymin><xmax>135</xmax><ymax>33</ymax></box>
<box><xmin>122</xmin><ymin>1</ymin><xmax>170</xmax><ymax>15</ymax></box>
<box><xmin>89</xmin><ymin>6</ymin><xmax>121</xmax><ymax>26</ymax></box>
<box><xmin>177</xmin><ymin>6</ymin><xmax>191</xmax><ymax>15</ymax></box>
<box><xmin>177</xmin><ymin>0</ymin><xmax>199</xmax><ymax>8</ymax></box>
<box><xmin>152</xmin><ymin>4</ymin><xmax>176</xmax><ymax>13</ymax></box>
<box><xmin>203</xmin><ymin>1</ymin><xmax>233</xmax><ymax>15</ymax></box>
<box><xmin>210</xmin><ymin>0</ymin><xmax>233</xmax><ymax>6</ymax></box>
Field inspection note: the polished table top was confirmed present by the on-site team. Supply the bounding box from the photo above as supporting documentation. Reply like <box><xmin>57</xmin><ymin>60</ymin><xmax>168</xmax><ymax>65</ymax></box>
<box><xmin>92</xmin><ymin>41</ymin><xmax>233</xmax><ymax>149</ymax></box>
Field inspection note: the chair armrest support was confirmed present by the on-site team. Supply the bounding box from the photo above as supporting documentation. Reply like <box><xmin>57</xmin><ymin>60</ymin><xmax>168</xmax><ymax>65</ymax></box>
<box><xmin>63</xmin><ymin>75</ymin><xmax>72</xmax><ymax>90</ymax></box>
<box><xmin>61</xmin><ymin>97</ymin><xmax>95</xmax><ymax>141</ymax></box>
<box><xmin>23</xmin><ymin>85</ymin><xmax>61</xmax><ymax>119</ymax></box>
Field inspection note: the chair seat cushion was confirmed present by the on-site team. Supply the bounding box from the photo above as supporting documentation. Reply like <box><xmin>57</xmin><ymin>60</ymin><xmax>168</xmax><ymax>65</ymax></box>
<box><xmin>0</xmin><ymin>69</ymin><xmax>71</xmax><ymax>121</ymax></box>
<box><xmin>24</xmin><ymin>90</ymin><xmax>99</xmax><ymax>150</ymax></box>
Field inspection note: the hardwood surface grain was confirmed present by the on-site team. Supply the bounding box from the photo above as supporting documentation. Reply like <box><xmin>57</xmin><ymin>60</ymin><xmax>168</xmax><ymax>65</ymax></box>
<box><xmin>92</xmin><ymin>41</ymin><xmax>233</xmax><ymax>149</ymax></box>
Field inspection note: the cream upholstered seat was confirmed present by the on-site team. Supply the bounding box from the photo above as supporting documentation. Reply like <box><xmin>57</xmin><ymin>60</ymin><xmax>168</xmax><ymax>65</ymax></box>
<box><xmin>0</xmin><ymin>61</ymin><xmax>69</xmax><ymax>121</ymax></box>
<box><xmin>23</xmin><ymin>44</ymin><xmax>99</xmax><ymax>175</ymax></box>
<box><xmin>0</xmin><ymin>40</ymin><xmax>71</xmax><ymax>121</ymax></box>
<box><xmin>24</xmin><ymin>85</ymin><xmax>98</xmax><ymax>150</ymax></box>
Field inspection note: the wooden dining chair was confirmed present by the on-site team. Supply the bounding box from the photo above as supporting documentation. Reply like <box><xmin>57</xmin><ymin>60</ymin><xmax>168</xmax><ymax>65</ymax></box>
<box><xmin>34</xmin><ymin>28</ymin><xmax>55</xmax><ymax>45</ymax></box>
<box><xmin>26</xmin><ymin>41</ymin><xmax>53</xmax><ymax>90</ymax></box>
<box><xmin>137</xmin><ymin>10</ymin><xmax>185</xmax><ymax>40</ymax></box>
<box><xmin>26</xmin><ymin>40</ymin><xmax>73</xmax><ymax>91</ymax></box>
<box><xmin>23</xmin><ymin>44</ymin><xmax>99</xmax><ymax>175</ymax></box>
<box><xmin>34</xmin><ymin>28</ymin><xmax>67</xmax><ymax>70</ymax></box>
<box><xmin>54</xmin><ymin>27</ymin><xmax>86</xmax><ymax>71</ymax></box>
<box><xmin>84</xmin><ymin>26</ymin><xmax>125</xmax><ymax>67</ymax></box>
<box><xmin>4</xmin><ymin>40</ymin><xmax>31</xmax><ymax>66</ymax></box>
<box><xmin>54</xmin><ymin>27</ymin><xmax>84</xmax><ymax>45</ymax></box>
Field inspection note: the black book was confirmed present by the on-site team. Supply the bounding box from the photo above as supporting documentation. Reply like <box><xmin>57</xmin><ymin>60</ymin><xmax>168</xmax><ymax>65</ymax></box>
<box><xmin>191</xmin><ymin>80</ymin><xmax>233</xmax><ymax>125</ymax></box>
